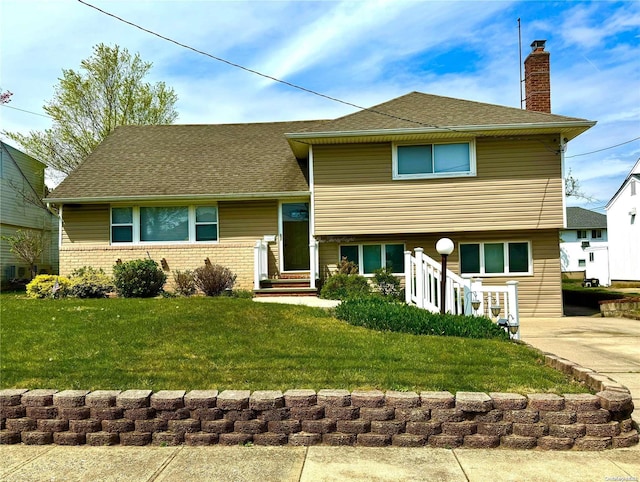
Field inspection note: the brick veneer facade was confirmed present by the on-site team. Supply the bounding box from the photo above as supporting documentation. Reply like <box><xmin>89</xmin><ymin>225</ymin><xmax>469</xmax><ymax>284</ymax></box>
<box><xmin>59</xmin><ymin>243</ymin><xmax>257</xmax><ymax>291</ymax></box>
<box><xmin>1</xmin><ymin>385</ymin><xmax>636</xmax><ymax>450</ymax></box>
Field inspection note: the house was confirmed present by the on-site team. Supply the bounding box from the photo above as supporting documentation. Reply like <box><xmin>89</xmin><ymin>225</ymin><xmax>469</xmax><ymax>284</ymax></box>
<box><xmin>606</xmin><ymin>158</ymin><xmax>640</xmax><ymax>282</ymax></box>
<box><xmin>46</xmin><ymin>40</ymin><xmax>595</xmax><ymax>317</ymax></box>
<box><xmin>1</xmin><ymin>141</ymin><xmax>59</xmax><ymax>284</ymax></box>
<box><xmin>560</xmin><ymin>207</ymin><xmax>609</xmax><ymax>285</ymax></box>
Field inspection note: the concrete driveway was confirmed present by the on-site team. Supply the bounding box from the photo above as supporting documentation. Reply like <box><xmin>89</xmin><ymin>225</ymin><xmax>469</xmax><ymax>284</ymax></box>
<box><xmin>520</xmin><ymin>315</ymin><xmax>640</xmax><ymax>424</ymax></box>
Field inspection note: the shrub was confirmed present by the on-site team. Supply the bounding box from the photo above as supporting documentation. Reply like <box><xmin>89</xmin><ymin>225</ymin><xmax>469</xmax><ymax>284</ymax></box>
<box><xmin>26</xmin><ymin>275</ymin><xmax>71</xmax><ymax>299</ymax></box>
<box><xmin>113</xmin><ymin>259</ymin><xmax>167</xmax><ymax>298</ymax></box>
<box><xmin>320</xmin><ymin>273</ymin><xmax>371</xmax><ymax>300</ymax></box>
<box><xmin>193</xmin><ymin>263</ymin><xmax>237</xmax><ymax>296</ymax></box>
<box><xmin>335</xmin><ymin>296</ymin><xmax>509</xmax><ymax>340</ymax></box>
<box><xmin>372</xmin><ymin>267</ymin><xmax>402</xmax><ymax>299</ymax></box>
<box><xmin>172</xmin><ymin>270</ymin><xmax>197</xmax><ymax>296</ymax></box>
<box><xmin>68</xmin><ymin>266</ymin><xmax>114</xmax><ymax>298</ymax></box>
<box><xmin>229</xmin><ymin>289</ymin><xmax>254</xmax><ymax>299</ymax></box>
<box><xmin>336</xmin><ymin>257</ymin><xmax>359</xmax><ymax>275</ymax></box>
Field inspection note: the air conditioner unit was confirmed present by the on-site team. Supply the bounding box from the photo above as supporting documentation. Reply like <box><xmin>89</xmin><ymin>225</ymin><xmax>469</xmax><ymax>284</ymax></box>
<box><xmin>581</xmin><ymin>241</ymin><xmax>590</xmax><ymax>249</ymax></box>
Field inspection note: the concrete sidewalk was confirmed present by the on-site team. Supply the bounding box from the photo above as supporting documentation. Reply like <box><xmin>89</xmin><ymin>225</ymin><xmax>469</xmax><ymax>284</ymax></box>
<box><xmin>2</xmin><ymin>444</ymin><xmax>639</xmax><ymax>481</ymax></box>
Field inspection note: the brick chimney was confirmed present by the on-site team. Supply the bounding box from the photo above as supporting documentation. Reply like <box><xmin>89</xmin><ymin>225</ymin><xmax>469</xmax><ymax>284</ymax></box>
<box><xmin>524</xmin><ymin>40</ymin><xmax>551</xmax><ymax>113</ymax></box>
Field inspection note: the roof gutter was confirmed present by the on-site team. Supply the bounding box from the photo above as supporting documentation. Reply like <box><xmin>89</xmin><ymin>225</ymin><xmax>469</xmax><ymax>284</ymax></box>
<box><xmin>46</xmin><ymin>191</ymin><xmax>311</xmax><ymax>204</ymax></box>
<box><xmin>285</xmin><ymin>121</ymin><xmax>597</xmax><ymax>140</ymax></box>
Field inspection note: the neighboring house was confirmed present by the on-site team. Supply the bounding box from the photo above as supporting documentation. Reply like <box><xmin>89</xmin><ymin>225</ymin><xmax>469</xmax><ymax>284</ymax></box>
<box><xmin>560</xmin><ymin>207</ymin><xmax>609</xmax><ymax>285</ymax></box>
<box><xmin>46</xmin><ymin>41</ymin><xmax>595</xmax><ymax>317</ymax></box>
<box><xmin>1</xmin><ymin>141</ymin><xmax>59</xmax><ymax>284</ymax></box>
<box><xmin>606</xmin><ymin>158</ymin><xmax>640</xmax><ymax>282</ymax></box>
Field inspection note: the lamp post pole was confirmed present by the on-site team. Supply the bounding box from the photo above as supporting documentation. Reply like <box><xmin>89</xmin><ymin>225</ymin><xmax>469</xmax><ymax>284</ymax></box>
<box><xmin>435</xmin><ymin>238</ymin><xmax>455</xmax><ymax>315</ymax></box>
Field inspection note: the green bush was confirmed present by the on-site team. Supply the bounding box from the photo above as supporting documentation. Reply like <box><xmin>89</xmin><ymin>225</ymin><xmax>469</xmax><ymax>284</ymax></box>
<box><xmin>193</xmin><ymin>263</ymin><xmax>237</xmax><ymax>296</ymax></box>
<box><xmin>68</xmin><ymin>267</ymin><xmax>114</xmax><ymax>298</ymax></box>
<box><xmin>172</xmin><ymin>270</ymin><xmax>197</xmax><ymax>296</ymax></box>
<box><xmin>229</xmin><ymin>289</ymin><xmax>254</xmax><ymax>299</ymax></box>
<box><xmin>113</xmin><ymin>259</ymin><xmax>167</xmax><ymax>298</ymax></box>
<box><xmin>372</xmin><ymin>267</ymin><xmax>402</xmax><ymax>299</ymax></box>
<box><xmin>320</xmin><ymin>273</ymin><xmax>371</xmax><ymax>300</ymax></box>
<box><xmin>335</xmin><ymin>296</ymin><xmax>509</xmax><ymax>340</ymax></box>
<box><xmin>26</xmin><ymin>275</ymin><xmax>71</xmax><ymax>299</ymax></box>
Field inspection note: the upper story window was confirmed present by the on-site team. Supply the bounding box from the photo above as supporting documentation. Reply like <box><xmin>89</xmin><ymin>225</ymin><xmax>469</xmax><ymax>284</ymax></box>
<box><xmin>460</xmin><ymin>241</ymin><xmax>532</xmax><ymax>276</ymax></box>
<box><xmin>591</xmin><ymin>229</ymin><xmax>603</xmax><ymax>240</ymax></box>
<box><xmin>631</xmin><ymin>180</ymin><xmax>636</xmax><ymax>196</ymax></box>
<box><xmin>111</xmin><ymin>205</ymin><xmax>218</xmax><ymax>244</ymax></box>
<box><xmin>392</xmin><ymin>140</ymin><xmax>476</xmax><ymax>180</ymax></box>
<box><xmin>576</xmin><ymin>230</ymin><xmax>588</xmax><ymax>239</ymax></box>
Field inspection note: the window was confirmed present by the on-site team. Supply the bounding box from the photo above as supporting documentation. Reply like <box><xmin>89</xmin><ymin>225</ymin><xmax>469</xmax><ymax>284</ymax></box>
<box><xmin>578</xmin><ymin>259</ymin><xmax>586</xmax><ymax>268</ymax></box>
<box><xmin>589</xmin><ymin>252</ymin><xmax>595</xmax><ymax>262</ymax></box>
<box><xmin>339</xmin><ymin>243</ymin><xmax>405</xmax><ymax>275</ymax></box>
<box><xmin>591</xmin><ymin>229</ymin><xmax>602</xmax><ymax>239</ymax></box>
<box><xmin>393</xmin><ymin>141</ymin><xmax>475</xmax><ymax>179</ymax></box>
<box><xmin>111</xmin><ymin>205</ymin><xmax>218</xmax><ymax>244</ymax></box>
<box><xmin>460</xmin><ymin>241</ymin><xmax>531</xmax><ymax>276</ymax></box>
<box><xmin>631</xmin><ymin>180</ymin><xmax>636</xmax><ymax>196</ymax></box>
<box><xmin>111</xmin><ymin>207</ymin><xmax>133</xmax><ymax>243</ymax></box>
<box><xmin>576</xmin><ymin>230</ymin><xmax>588</xmax><ymax>239</ymax></box>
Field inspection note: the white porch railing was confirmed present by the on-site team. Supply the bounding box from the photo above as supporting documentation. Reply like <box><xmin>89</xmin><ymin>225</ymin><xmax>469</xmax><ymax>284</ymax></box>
<box><xmin>404</xmin><ymin>248</ymin><xmax>520</xmax><ymax>339</ymax></box>
<box><xmin>253</xmin><ymin>240</ymin><xmax>269</xmax><ymax>290</ymax></box>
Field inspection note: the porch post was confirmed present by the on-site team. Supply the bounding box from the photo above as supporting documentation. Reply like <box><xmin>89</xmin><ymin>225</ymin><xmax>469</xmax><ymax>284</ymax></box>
<box><xmin>506</xmin><ymin>280</ymin><xmax>520</xmax><ymax>340</ymax></box>
<box><xmin>253</xmin><ymin>241</ymin><xmax>262</xmax><ymax>291</ymax></box>
<box><xmin>309</xmin><ymin>240</ymin><xmax>317</xmax><ymax>290</ymax></box>
<box><xmin>404</xmin><ymin>250</ymin><xmax>412</xmax><ymax>304</ymax></box>
<box><xmin>415</xmin><ymin>248</ymin><xmax>425</xmax><ymax>309</ymax></box>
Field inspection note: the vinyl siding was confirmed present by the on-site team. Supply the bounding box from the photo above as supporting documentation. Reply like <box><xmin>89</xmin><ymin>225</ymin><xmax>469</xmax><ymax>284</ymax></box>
<box><xmin>62</xmin><ymin>205</ymin><xmax>110</xmax><ymax>245</ymax></box>
<box><xmin>313</xmin><ymin>136</ymin><xmax>564</xmax><ymax>236</ymax></box>
<box><xmin>318</xmin><ymin>229</ymin><xmax>563</xmax><ymax>318</ymax></box>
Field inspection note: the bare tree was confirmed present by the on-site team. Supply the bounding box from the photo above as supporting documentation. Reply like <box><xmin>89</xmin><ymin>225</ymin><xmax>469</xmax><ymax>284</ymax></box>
<box><xmin>1</xmin><ymin>230</ymin><xmax>46</xmax><ymax>279</ymax></box>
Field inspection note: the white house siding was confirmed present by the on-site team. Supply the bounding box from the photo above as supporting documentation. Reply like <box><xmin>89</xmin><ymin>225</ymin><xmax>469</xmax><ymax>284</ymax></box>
<box><xmin>560</xmin><ymin>229</ymin><xmax>609</xmax><ymax>284</ymax></box>
<box><xmin>607</xmin><ymin>177</ymin><xmax>640</xmax><ymax>282</ymax></box>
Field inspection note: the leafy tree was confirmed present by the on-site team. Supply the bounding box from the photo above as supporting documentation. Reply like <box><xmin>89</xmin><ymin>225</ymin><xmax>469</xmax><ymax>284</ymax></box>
<box><xmin>3</xmin><ymin>44</ymin><xmax>178</xmax><ymax>175</ymax></box>
<box><xmin>1</xmin><ymin>230</ymin><xmax>46</xmax><ymax>279</ymax></box>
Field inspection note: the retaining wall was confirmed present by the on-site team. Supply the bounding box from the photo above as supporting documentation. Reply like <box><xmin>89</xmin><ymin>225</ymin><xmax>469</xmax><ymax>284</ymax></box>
<box><xmin>1</xmin><ymin>386</ymin><xmax>636</xmax><ymax>450</ymax></box>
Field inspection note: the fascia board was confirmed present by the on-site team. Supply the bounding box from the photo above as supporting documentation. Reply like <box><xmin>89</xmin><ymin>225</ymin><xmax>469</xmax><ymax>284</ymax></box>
<box><xmin>285</xmin><ymin>121</ymin><xmax>596</xmax><ymax>141</ymax></box>
<box><xmin>46</xmin><ymin>191</ymin><xmax>311</xmax><ymax>204</ymax></box>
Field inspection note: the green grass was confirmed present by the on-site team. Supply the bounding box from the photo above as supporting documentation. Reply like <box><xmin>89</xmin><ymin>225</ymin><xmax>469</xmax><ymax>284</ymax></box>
<box><xmin>0</xmin><ymin>295</ymin><xmax>588</xmax><ymax>394</ymax></box>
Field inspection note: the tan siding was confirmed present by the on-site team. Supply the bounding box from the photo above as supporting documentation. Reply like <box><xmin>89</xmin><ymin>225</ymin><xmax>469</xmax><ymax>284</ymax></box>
<box><xmin>318</xmin><ymin>229</ymin><xmax>562</xmax><ymax>318</ymax></box>
<box><xmin>219</xmin><ymin>200</ymin><xmax>278</xmax><ymax>242</ymax></box>
<box><xmin>62</xmin><ymin>204</ymin><xmax>110</xmax><ymax>244</ymax></box>
<box><xmin>313</xmin><ymin>137</ymin><xmax>563</xmax><ymax>236</ymax></box>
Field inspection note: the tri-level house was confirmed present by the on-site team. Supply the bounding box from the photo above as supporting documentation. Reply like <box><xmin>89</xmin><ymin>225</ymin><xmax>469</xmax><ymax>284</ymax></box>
<box><xmin>1</xmin><ymin>141</ymin><xmax>58</xmax><ymax>284</ymax></box>
<box><xmin>46</xmin><ymin>41</ymin><xmax>595</xmax><ymax>317</ymax></box>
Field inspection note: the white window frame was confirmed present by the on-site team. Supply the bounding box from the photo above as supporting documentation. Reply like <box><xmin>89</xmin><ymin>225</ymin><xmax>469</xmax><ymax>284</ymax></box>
<box><xmin>339</xmin><ymin>243</ymin><xmax>405</xmax><ymax>276</ymax></box>
<box><xmin>576</xmin><ymin>230</ymin><xmax>588</xmax><ymax>239</ymax></box>
<box><xmin>392</xmin><ymin>139</ymin><xmax>476</xmax><ymax>180</ymax></box>
<box><xmin>110</xmin><ymin>204</ymin><xmax>219</xmax><ymax>245</ymax></box>
<box><xmin>459</xmin><ymin>241</ymin><xmax>533</xmax><ymax>277</ymax></box>
<box><xmin>591</xmin><ymin>229</ymin><xmax>603</xmax><ymax>240</ymax></box>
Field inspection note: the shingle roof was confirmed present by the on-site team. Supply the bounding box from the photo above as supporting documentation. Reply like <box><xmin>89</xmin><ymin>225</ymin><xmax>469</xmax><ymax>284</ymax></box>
<box><xmin>48</xmin><ymin>121</ymin><xmax>323</xmax><ymax>201</ymax></box>
<box><xmin>566</xmin><ymin>207</ymin><xmax>607</xmax><ymax>229</ymax></box>
<box><xmin>48</xmin><ymin>91</ymin><xmax>595</xmax><ymax>202</ymax></box>
<box><xmin>303</xmin><ymin>92</ymin><xmax>591</xmax><ymax>132</ymax></box>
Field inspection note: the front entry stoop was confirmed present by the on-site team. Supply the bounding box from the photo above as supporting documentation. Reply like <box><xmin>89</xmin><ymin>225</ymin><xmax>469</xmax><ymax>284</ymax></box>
<box><xmin>254</xmin><ymin>275</ymin><xmax>318</xmax><ymax>297</ymax></box>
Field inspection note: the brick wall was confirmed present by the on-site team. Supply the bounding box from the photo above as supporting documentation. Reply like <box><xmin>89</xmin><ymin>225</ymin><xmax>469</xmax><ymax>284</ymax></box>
<box><xmin>59</xmin><ymin>243</ymin><xmax>258</xmax><ymax>291</ymax></box>
<box><xmin>1</xmin><ymin>385</ymin><xmax>636</xmax><ymax>450</ymax></box>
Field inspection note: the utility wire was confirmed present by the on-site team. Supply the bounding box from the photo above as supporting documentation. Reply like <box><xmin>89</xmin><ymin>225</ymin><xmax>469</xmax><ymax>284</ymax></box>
<box><xmin>565</xmin><ymin>136</ymin><xmax>640</xmax><ymax>158</ymax></box>
<box><xmin>77</xmin><ymin>0</ymin><xmax>461</xmax><ymax>133</ymax></box>
<box><xmin>1</xmin><ymin>104</ymin><xmax>53</xmax><ymax>119</ymax></box>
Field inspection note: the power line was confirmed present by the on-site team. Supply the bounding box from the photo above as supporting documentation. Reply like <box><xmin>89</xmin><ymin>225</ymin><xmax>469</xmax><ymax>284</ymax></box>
<box><xmin>77</xmin><ymin>0</ymin><xmax>461</xmax><ymax>133</ymax></box>
<box><xmin>565</xmin><ymin>136</ymin><xmax>640</xmax><ymax>158</ymax></box>
<box><xmin>1</xmin><ymin>104</ymin><xmax>53</xmax><ymax>119</ymax></box>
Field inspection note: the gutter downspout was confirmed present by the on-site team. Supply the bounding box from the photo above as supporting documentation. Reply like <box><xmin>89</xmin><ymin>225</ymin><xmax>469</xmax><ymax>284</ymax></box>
<box><xmin>308</xmin><ymin>146</ymin><xmax>317</xmax><ymax>290</ymax></box>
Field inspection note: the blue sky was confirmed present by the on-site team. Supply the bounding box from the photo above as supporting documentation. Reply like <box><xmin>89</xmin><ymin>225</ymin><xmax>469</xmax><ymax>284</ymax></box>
<box><xmin>1</xmin><ymin>0</ymin><xmax>638</xmax><ymax>212</ymax></box>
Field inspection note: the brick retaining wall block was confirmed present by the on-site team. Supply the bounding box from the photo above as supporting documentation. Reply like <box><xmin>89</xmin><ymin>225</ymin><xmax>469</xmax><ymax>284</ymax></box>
<box><xmin>0</xmin><ymin>388</ymin><xmax>636</xmax><ymax>450</ymax></box>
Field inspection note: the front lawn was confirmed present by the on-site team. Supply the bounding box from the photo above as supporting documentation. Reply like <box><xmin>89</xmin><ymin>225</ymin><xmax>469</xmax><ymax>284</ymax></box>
<box><xmin>0</xmin><ymin>296</ymin><xmax>587</xmax><ymax>394</ymax></box>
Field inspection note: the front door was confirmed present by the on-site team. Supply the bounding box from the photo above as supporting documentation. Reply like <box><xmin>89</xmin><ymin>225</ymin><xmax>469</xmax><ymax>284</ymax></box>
<box><xmin>281</xmin><ymin>202</ymin><xmax>310</xmax><ymax>272</ymax></box>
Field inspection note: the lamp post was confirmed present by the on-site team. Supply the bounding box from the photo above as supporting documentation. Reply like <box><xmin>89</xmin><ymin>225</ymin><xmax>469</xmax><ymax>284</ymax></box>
<box><xmin>436</xmin><ymin>238</ymin><xmax>455</xmax><ymax>315</ymax></box>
